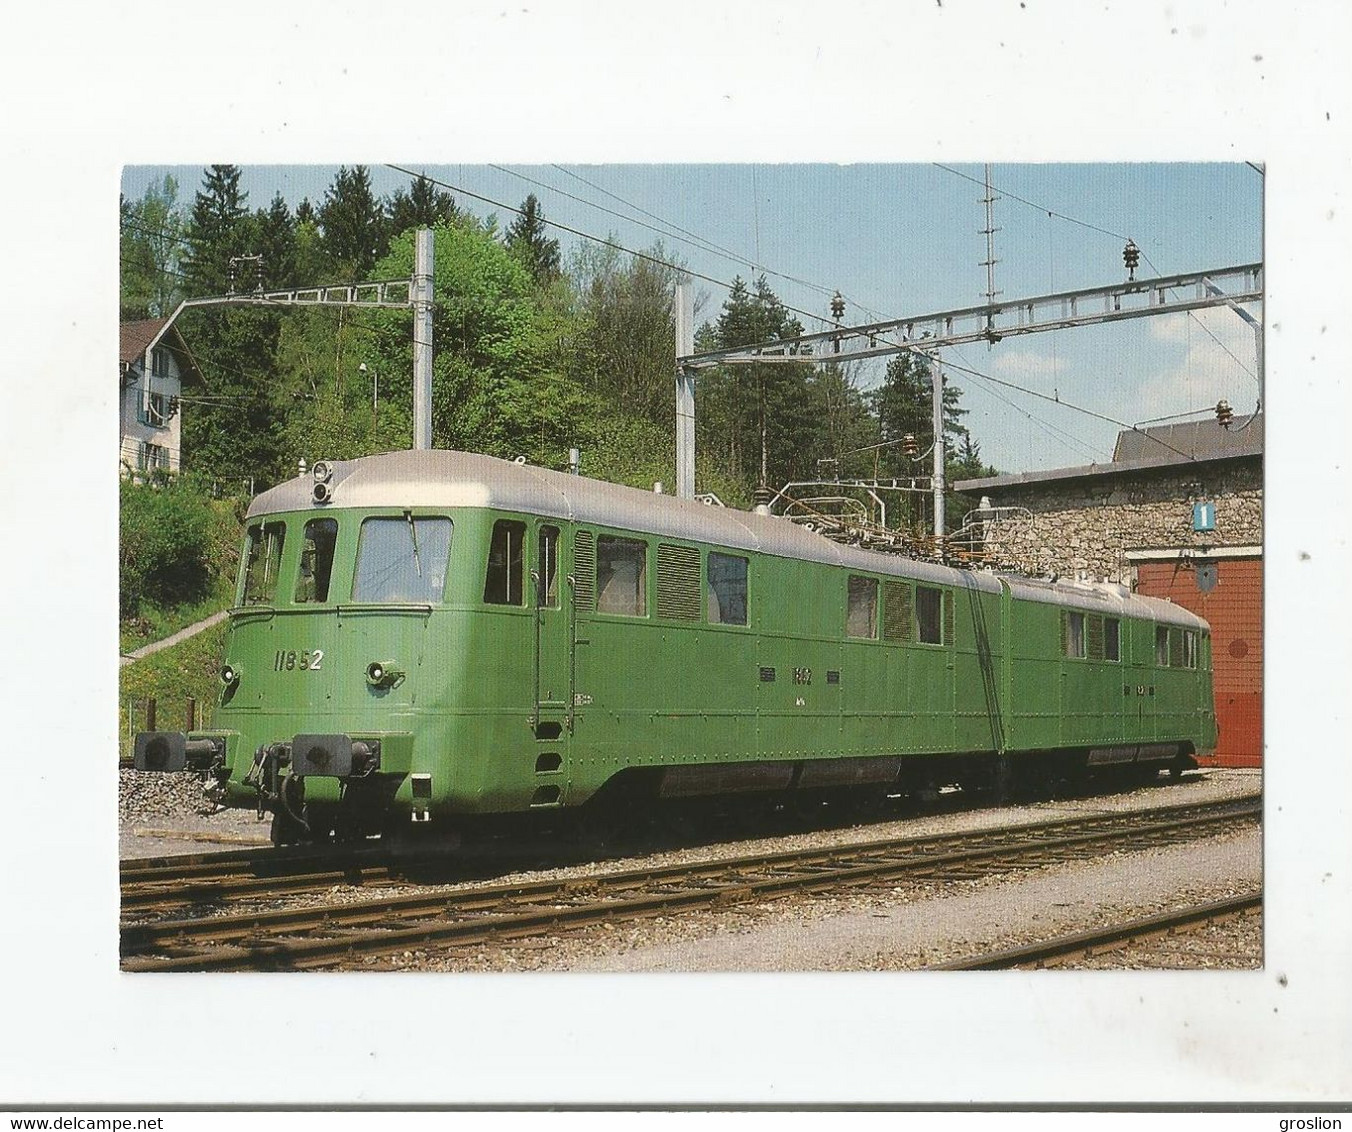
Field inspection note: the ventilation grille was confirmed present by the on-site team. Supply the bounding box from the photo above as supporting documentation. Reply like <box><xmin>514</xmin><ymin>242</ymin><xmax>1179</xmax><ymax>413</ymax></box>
<box><xmin>1169</xmin><ymin>627</ymin><xmax>1184</xmax><ymax>668</ymax></box>
<box><xmin>943</xmin><ymin>589</ymin><xmax>955</xmax><ymax>645</ymax></box>
<box><xmin>656</xmin><ymin>543</ymin><xmax>701</xmax><ymax>621</ymax></box>
<box><xmin>573</xmin><ymin>531</ymin><xmax>595</xmax><ymax>611</ymax></box>
<box><xmin>882</xmin><ymin>580</ymin><xmax>913</xmax><ymax>642</ymax></box>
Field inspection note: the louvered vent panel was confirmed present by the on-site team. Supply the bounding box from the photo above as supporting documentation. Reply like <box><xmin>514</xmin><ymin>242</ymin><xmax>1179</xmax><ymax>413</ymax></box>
<box><xmin>882</xmin><ymin>581</ymin><xmax>913</xmax><ymax>641</ymax></box>
<box><xmin>1169</xmin><ymin>627</ymin><xmax>1184</xmax><ymax>668</ymax></box>
<box><xmin>1087</xmin><ymin>614</ymin><xmax>1105</xmax><ymax>660</ymax></box>
<box><xmin>573</xmin><ymin>531</ymin><xmax>595</xmax><ymax>612</ymax></box>
<box><xmin>656</xmin><ymin>543</ymin><xmax>701</xmax><ymax>621</ymax></box>
<box><xmin>943</xmin><ymin>590</ymin><xmax>955</xmax><ymax>645</ymax></box>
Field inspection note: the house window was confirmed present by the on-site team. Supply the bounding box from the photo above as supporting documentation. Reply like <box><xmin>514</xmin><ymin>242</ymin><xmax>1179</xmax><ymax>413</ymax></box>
<box><xmin>846</xmin><ymin>575</ymin><xmax>878</xmax><ymax>639</ymax></box>
<box><xmin>138</xmin><ymin>442</ymin><xmax>169</xmax><ymax>471</ymax></box>
<box><xmin>140</xmin><ymin>391</ymin><xmax>169</xmax><ymax>428</ymax></box>
<box><xmin>150</xmin><ymin>347</ymin><xmax>169</xmax><ymax>377</ymax></box>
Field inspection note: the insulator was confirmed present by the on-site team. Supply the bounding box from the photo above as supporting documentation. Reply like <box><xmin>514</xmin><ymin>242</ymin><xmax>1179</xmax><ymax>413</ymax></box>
<box><xmin>830</xmin><ymin>291</ymin><xmax>845</xmax><ymax>321</ymax></box>
<box><xmin>1215</xmin><ymin>399</ymin><xmax>1233</xmax><ymax>428</ymax></box>
<box><xmin>1123</xmin><ymin>239</ymin><xmax>1140</xmax><ymax>279</ymax></box>
<box><xmin>902</xmin><ymin>433</ymin><xmax>919</xmax><ymax>457</ymax></box>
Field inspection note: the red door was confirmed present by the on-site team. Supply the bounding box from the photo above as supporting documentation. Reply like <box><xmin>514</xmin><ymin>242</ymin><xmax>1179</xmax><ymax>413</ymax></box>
<box><xmin>1135</xmin><ymin>557</ymin><xmax>1262</xmax><ymax>768</ymax></box>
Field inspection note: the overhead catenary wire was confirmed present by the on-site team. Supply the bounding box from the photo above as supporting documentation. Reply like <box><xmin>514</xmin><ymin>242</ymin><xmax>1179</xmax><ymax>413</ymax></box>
<box><xmin>384</xmin><ymin>164</ymin><xmax>843</xmax><ymax>337</ymax></box>
<box><xmin>934</xmin><ymin>163</ymin><xmax>1260</xmax><ymax>389</ymax></box>
<box><xmin>938</xmin><ymin>355</ymin><xmax>1200</xmax><ymax>464</ymax></box>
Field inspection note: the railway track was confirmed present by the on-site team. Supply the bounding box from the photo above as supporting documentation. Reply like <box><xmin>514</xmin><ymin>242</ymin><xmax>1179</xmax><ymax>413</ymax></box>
<box><xmin>925</xmin><ymin>892</ymin><xmax>1263</xmax><ymax>970</ymax></box>
<box><xmin>121</xmin><ymin>793</ymin><xmax>1260</xmax><ymax>972</ymax></box>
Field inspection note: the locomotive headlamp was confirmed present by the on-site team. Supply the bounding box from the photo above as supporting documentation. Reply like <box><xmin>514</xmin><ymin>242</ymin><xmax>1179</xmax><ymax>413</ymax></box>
<box><xmin>366</xmin><ymin>661</ymin><xmax>403</xmax><ymax>688</ymax></box>
<box><xmin>313</xmin><ymin>481</ymin><xmax>332</xmax><ymax>504</ymax></box>
<box><xmin>312</xmin><ymin>460</ymin><xmax>333</xmax><ymax>484</ymax></box>
<box><xmin>220</xmin><ymin>664</ymin><xmax>240</xmax><ymax>687</ymax></box>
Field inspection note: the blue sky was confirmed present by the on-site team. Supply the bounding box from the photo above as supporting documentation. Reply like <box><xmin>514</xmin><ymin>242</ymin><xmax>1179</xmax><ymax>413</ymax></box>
<box><xmin>122</xmin><ymin>161</ymin><xmax>1261</xmax><ymax>477</ymax></box>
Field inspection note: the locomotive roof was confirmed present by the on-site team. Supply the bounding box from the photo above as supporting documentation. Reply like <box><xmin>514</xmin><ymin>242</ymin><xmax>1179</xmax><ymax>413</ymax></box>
<box><xmin>248</xmin><ymin>449</ymin><xmax>1204</xmax><ymax>629</ymax></box>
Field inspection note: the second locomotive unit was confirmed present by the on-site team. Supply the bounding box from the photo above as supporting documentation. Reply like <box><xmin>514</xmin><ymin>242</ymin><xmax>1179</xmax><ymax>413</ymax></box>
<box><xmin>136</xmin><ymin>449</ymin><xmax>1218</xmax><ymax>844</ymax></box>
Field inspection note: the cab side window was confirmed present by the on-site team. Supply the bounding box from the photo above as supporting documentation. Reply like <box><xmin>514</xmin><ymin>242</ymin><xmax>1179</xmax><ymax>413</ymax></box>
<box><xmin>295</xmin><ymin>518</ymin><xmax>338</xmax><ymax>603</ymax></box>
<box><xmin>916</xmin><ymin>585</ymin><xmax>943</xmax><ymax>645</ymax></box>
<box><xmin>484</xmin><ymin>519</ymin><xmax>527</xmax><ymax>606</ymax></box>
<box><xmin>243</xmin><ymin>521</ymin><xmax>286</xmax><ymax>605</ymax></box>
<box><xmin>537</xmin><ymin>525</ymin><xmax>560</xmax><ymax>608</ymax></box>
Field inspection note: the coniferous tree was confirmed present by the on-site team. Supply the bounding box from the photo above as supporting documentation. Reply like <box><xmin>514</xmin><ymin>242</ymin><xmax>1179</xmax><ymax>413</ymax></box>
<box><xmin>178</xmin><ymin>165</ymin><xmax>287</xmax><ymax>484</ymax></box>
<box><xmin>183</xmin><ymin>165</ymin><xmax>249</xmax><ymax>295</ymax></box>
<box><xmin>318</xmin><ymin>165</ymin><xmax>387</xmax><ymax>277</ymax></box>
<box><xmin>505</xmin><ymin>193</ymin><xmax>561</xmax><ymax>284</ymax></box>
<box><xmin>868</xmin><ymin>350</ymin><xmax>969</xmax><ymax>477</ymax></box>
<box><xmin>253</xmin><ymin>193</ymin><xmax>297</xmax><ymax>288</ymax></box>
<box><xmin>388</xmin><ymin>173</ymin><xmax>458</xmax><ymax>236</ymax></box>
<box><xmin>700</xmin><ymin>275</ymin><xmax>820</xmax><ymax>490</ymax></box>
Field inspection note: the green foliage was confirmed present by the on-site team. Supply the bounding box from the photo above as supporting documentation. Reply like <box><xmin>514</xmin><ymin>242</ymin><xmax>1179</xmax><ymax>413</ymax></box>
<box><xmin>868</xmin><ymin>350</ymin><xmax>969</xmax><ymax>475</ymax></box>
<box><xmin>505</xmin><ymin>193</ymin><xmax>561</xmax><ymax>284</ymax></box>
<box><xmin>119</xmin><ymin>477</ymin><xmax>240</xmax><ymax>621</ymax></box>
<box><xmin>569</xmin><ymin>239</ymin><xmax>681</xmax><ymax>426</ymax></box>
<box><xmin>697</xmin><ymin>275</ymin><xmax>864</xmax><ymax>491</ymax></box>
<box><xmin>120</xmin><ymin>175</ymin><xmax>184</xmax><ymax>320</ymax></box>
<box><xmin>318</xmin><ymin>165</ymin><xmax>387</xmax><ymax>277</ymax></box>
<box><xmin>121</xmin><ymin>166</ymin><xmax>998</xmax><ymax>531</ymax></box>
<box><xmin>388</xmin><ymin>174</ymin><xmax>458</xmax><ymax>237</ymax></box>
<box><xmin>119</xmin><ymin>622</ymin><xmax>230</xmax><ymax>756</ymax></box>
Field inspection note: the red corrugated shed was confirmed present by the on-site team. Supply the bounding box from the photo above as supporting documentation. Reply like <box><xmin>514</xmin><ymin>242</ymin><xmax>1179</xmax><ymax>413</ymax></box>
<box><xmin>1136</xmin><ymin>558</ymin><xmax>1262</xmax><ymax>767</ymax></box>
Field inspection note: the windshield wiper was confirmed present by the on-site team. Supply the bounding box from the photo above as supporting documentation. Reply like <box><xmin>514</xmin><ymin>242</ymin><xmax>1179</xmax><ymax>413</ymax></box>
<box><xmin>404</xmin><ymin>510</ymin><xmax>424</xmax><ymax>577</ymax></box>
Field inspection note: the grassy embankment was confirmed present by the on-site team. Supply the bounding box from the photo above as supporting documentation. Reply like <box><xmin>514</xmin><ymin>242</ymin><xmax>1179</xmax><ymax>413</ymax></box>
<box><xmin>119</xmin><ymin>484</ymin><xmax>243</xmax><ymax>756</ymax></box>
<box><xmin>118</xmin><ymin>621</ymin><xmax>230</xmax><ymax>758</ymax></box>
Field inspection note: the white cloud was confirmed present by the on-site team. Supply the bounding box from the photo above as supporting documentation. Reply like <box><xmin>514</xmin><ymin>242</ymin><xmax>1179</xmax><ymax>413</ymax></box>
<box><xmin>1138</xmin><ymin>307</ymin><xmax>1261</xmax><ymax>418</ymax></box>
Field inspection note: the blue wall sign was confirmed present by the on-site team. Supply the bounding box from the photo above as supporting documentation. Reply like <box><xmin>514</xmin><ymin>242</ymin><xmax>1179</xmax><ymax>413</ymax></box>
<box><xmin>1193</xmin><ymin>502</ymin><xmax>1217</xmax><ymax>532</ymax></box>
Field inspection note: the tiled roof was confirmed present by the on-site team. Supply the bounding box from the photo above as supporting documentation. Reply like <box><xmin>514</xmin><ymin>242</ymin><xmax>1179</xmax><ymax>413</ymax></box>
<box><xmin>119</xmin><ymin>318</ymin><xmax>168</xmax><ymax>364</ymax></box>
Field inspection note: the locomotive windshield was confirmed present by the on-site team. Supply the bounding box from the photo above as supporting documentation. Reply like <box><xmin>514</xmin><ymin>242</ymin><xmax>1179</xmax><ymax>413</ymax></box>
<box><xmin>352</xmin><ymin>515</ymin><xmax>452</xmax><ymax>603</ymax></box>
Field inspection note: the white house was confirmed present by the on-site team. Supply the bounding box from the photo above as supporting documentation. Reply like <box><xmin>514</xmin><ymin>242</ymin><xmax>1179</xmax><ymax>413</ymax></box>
<box><xmin>119</xmin><ymin>318</ymin><xmax>201</xmax><ymax>477</ymax></box>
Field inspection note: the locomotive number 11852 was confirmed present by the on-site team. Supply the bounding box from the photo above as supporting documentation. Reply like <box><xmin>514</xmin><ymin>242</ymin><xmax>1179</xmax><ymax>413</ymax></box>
<box><xmin>273</xmin><ymin>649</ymin><xmax>324</xmax><ymax>672</ymax></box>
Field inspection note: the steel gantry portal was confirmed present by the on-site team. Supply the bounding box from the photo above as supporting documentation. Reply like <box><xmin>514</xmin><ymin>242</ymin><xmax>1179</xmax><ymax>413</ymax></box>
<box><xmin>672</xmin><ymin>262</ymin><xmax>1264</xmax><ymax>528</ymax></box>
<box><xmin>157</xmin><ymin>228</ymin><xmax>437</xmax><ymax>450</ymax></box>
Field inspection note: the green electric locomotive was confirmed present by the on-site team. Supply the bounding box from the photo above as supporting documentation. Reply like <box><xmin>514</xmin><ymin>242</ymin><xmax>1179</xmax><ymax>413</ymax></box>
<box><xmin>134</xmin><ymin>449</ymin><xmax>1218</xmax><ymax>844</ymax></box>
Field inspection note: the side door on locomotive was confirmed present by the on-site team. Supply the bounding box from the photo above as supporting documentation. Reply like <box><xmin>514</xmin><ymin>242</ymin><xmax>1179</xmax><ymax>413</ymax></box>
<box><xmin>529</xmin><ymin>520</ymin><xmax>571</xmax><ymax>803</ymax></box>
